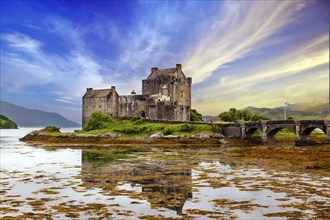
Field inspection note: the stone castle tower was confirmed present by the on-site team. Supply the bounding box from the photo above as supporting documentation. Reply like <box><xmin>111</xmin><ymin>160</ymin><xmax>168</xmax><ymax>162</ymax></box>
<box><xmin>82</xmin><ymin>64</ymin><xmax>192</xmax><ymax>127</ymax></box>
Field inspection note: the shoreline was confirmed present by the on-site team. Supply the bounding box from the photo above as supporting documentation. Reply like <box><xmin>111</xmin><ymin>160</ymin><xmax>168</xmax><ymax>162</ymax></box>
<box><xmin>19</xmin><ymin>133</ymin><xmax>222</xmax><ymax>146</ymax></box>
<box><xmin>19</xmin><ymin>129</ymin><xmax>330</xmax><ymax>174</ymax></box>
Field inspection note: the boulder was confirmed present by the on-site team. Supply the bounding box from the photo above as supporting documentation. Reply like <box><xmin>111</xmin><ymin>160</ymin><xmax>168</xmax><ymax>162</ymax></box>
<box><xmin>145</xmin><ymin>132</ymin><xmax>164</xmax><ymax>140</ymax></box>
<box><xmin>219</xmin><ymin>139</ymin><xmax>228</xmax><ymax>144</ymax></box>
<box><xmin>101</xmin><ymin>133</ymin><xmax>121</xmax><ymax>138</ymax></box>
<box><xmin>209</xmin><ymin>133</ymin><xmax>225</xmax><ymax>139</ymax></box>
<box><xmin>25</xmin><ymin>128</ymin><xmax>49</xmax><ymax>136</ymax></box>
<box><xmin>191</xmin><ymin>134</ymin><xmax>210</xmax><ymax>139</ymax></box>
<box><xmin>163</xmin><ymin>135</ymin><xmax>179</xmax><ymax>139</ymax></box>
<box><xmin>191</xmin><ymin>133</ymin><xmax>225</xmax><ymax>139</ymax></box>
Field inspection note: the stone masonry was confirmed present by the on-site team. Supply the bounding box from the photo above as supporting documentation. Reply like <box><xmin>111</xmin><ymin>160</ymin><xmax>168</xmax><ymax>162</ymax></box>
<box><xmin>82</xmin><ymin>64</ymin><xmax>192</xmax><ymax>127</ymax></box>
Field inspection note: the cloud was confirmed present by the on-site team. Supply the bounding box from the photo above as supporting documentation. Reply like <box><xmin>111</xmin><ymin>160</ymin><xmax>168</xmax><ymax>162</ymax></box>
<box><xmin>1</xmin><ymin>33</ymin><xmax>110</xmax><ymax>102</ymax></box>
<box><xmin>1</xmin><ymin>33</ymin><xmax>42</xmax><ymax>51</ymax></box>
<box><xmin>1</xmin><ymin>0</ymin><xmax>327</xmax><ymax>121</ymax></box>
<box><xmin>214</xmin><ymin>34</ymin><xmax>329</xmax><ymax>96</ymax></box>
<box><xmin>194</xmin><ymin>67</ymin><xmax>328</xmax><ymax>115</ymax></box>
<box><xmin>183</xmin><ymin>1</ymin><xmax>307</xmax><ymax>84</ymax></box>
<box><xmin>191</xmin><ymin>31</ymin><xmax>329</xmax><ymax>115</ymax></box>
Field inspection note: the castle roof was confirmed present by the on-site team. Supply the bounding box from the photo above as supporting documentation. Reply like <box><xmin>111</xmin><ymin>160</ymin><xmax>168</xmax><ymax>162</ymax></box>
<box><xmin>147</xmin><ymin>68</ymin><xmax>176</xmax><ymax>79</ymax></box>
<box><xmin>83</xmin><ymin>89</ymin><xmax>113</xmax><ymax>98</ymax></box>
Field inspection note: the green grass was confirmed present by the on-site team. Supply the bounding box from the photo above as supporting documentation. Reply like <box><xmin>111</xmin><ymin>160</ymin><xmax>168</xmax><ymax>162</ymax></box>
<box><xmin>275</xmin><ymin>128</ymin><xmax>326</xmax><ymax>139</ymax></box>
<box><xmin>275</xmin><ymin>129</ymin><xmax>296</xmax><ymax>139</ymax></box>
<box><xmin>44</xmin><ymin>126</ymin><xmax>61</xmax><ymax>133</ymax></box>
<box><xmin>77</xmin><ymin>113</ymin><xmax>220</xmax><ymax>138</ymax></box>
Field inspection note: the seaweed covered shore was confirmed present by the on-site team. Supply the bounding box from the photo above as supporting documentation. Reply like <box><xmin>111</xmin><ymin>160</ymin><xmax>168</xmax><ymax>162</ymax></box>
<box><xmin>19</xmin><ymin>127</ymin><xmax>222</xmax><ymax>146</ymax></box>
<box><xmin>19</xmin><ymin>127</ymin><xmax>330</xmax><ymax>174</ymax></box>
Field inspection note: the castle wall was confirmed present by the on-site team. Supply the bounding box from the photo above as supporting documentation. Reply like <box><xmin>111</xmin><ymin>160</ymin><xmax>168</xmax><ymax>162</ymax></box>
<box><xmin>142</xmin><ymin>75</ymin><xmax>173</xmax><ymax>97</ymax></box>
<box><xmin>82</xmin><ymin>97</ymin><xmax>109</xmax><ymax>127</ymax></box>
<box><xmin>174</xmin><ymin>105</ymin><xmax>190</xmax><ymax>121</ymax></box>
<box><xmin>156</xmin><ymin>102</ymin><xmax>175</xmax><ymax>121</ymax></box>
<box><xmin>110</xmin><ymin>86</ymin><xmax>119</xmax><ymax>117</ymax></box>
<box><xmin>118</xmin><ymin>95</ymin><xmax>147</xmax><ymax>117</ymax></box>
<box><xmin>173</xmin><ymin>77</ymin><xmax>191</xmax><ymax>121</ymax></box>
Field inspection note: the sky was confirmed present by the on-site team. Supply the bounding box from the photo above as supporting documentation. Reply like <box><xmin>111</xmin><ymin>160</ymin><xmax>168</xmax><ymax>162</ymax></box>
<box><xmin>0</xmin><ymin>0</ymin><xmax>329</xmax><ymax>123</ymax></box>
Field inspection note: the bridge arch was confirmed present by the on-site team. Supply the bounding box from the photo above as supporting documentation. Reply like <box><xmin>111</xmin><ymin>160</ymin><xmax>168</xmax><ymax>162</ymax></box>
<box><xmin>266</xmin><ymin>125</ymin><xmax>295</xmax><ymax>140</ymax></box>
<box><xmin>300</xmin><ymin>126</ymin><xmax>327</xmax><ymax>143</ymax></box>
<box><xmin>301</xmin><ymin>126</ymin><xmax>326</xmax><ymax>136</ymax></box>
<box><xmin>245</xmin><ymin>127</ymin><xmax>262</xmax><ymax>139</ymax></box>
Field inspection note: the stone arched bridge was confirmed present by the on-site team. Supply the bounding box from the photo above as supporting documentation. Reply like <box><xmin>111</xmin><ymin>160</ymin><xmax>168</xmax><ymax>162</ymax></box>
<box><xmin>216</xmin><ymin>120</ymin><xmax>330</xmax><ymax>145</ymax></box>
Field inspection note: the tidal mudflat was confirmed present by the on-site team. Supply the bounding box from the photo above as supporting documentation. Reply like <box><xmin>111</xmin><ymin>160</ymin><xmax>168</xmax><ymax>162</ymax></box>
<box><xmin>1</xmin><ymin>128</ymin><xmax>329</xmax><ymax>219</ymax></box>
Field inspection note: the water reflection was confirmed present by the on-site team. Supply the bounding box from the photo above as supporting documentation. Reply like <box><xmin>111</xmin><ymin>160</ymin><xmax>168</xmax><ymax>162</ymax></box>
<box><xmin>1</xmin><ymin>129</ymin><xmax>329</xmax><ymax>219</ymax></box>
<box><xmin>81</xmin><ymin>148</ymin><xmax>193</xmax><ymax>214</ymax></box>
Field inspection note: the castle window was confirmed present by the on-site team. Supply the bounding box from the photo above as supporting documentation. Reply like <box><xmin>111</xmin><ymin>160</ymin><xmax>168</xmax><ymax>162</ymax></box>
<box><xmin>181</xmin><ymin>91</ymin><xmax>183</xmax><ymax>98</ymax></box>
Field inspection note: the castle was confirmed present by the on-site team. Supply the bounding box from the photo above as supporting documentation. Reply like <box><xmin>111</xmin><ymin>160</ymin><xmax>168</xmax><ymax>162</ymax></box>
<box><xmin>82</xmin><ymin>64</ymin><xmax>192</xmax><ymax>127</ymax></box>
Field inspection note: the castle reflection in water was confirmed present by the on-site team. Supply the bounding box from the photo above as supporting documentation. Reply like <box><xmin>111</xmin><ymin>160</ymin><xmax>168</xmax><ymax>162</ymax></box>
<box><xmin>81</xmin><ymin>149</ymin><xmax>192</xmax><ymax>214</ymax></box>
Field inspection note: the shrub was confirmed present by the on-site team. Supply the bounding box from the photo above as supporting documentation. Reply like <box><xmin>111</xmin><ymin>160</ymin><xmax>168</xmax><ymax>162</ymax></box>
<box><xmin>179</xmin><ymin>124</ymin><xmax>194</xmax><ymax>132</ymax></box>
<box><xmin>210</xmin><ymin>125</ymin><xmax>221</xmax><ymax>133</ymax></box>
<box><xmin>162</xmin><ymin>127</ymin><xmax>174</xmax><ymax>135</ymax></box>
<box><xmin>190</xmin><ymin>109</ymin><xmax>203</xmax><ymax>121</ymax></box>
<box><xmin>84</xmin><ymin>112</ymin><xmax>113</xmax><ymax>131</ymax></box>
<box><xmin>44</xmin><ymin>126</ymin><xmax>60</xmax><ymax>133</ymax></box>
<box><xmin>251</xmin><ymin>114</ymin><xmax>270</xmax><ymax>121</ymax></box>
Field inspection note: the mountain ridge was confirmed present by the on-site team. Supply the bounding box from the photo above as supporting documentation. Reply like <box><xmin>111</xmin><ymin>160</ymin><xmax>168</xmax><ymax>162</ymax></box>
<box><xmin>0</xmin><ymin>101</ymin><xmax>80</xmax><ymax>127</ymax></box>
<box><xmin>203</xmin><ymin>102</ymin><xmax>329</xmax><ymax>122</ymax></box>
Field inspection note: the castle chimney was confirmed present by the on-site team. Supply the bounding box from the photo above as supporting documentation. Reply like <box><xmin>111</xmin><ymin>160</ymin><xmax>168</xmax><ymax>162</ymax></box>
<box><xmin>151</xmin><ymin>67</ymin><xmax>158</xmax><ymax>73</ymax></box>
<box><xmin>111</xmin><ymin>86</ymin><xmax>115</xmax><ymax>91</ymax></box>
<box><xmin>131</xmin><ymin>89</ymin><xmax>136</xmax><ymax>95</ymax></box>
<box><xmin>87</xmin><ymin>88</ymin><xmax>93</xmax><ymax>92</ymax></box>
<box><xmin>176</xmin><ymin>64</ymin><xmax>182</xmax><ymax>79</ymax></box>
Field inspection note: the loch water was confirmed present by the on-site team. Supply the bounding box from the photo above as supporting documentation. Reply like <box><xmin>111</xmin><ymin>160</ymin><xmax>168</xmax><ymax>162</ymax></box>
<box><xmin>0</xmin><ymin>128</ymin><xmax>329</xmax><ymax>219</ymax></box>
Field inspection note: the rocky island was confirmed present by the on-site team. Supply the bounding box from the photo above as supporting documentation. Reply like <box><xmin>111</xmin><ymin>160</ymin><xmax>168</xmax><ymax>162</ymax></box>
<box><xmin>20</xmin><ymin>113</ymin><xmax>223</xmax><ymax>147</ymax></box>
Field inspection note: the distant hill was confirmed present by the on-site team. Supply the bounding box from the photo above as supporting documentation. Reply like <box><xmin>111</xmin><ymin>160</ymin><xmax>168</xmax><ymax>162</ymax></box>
<box><xmin>202</xmin><ymin>102</ymin><xmax>329</xmax><ymax>121</ymax></box>
<box><xmin>0</xmin><ymin>101</ymin><xmax>80</xmax><ymax>127</ymax></box>
<box><xmin>246</xmin><ymin>102</ymin><xmax>329</xmax><ymax>120</ymax></box>
<box><xmin>0</xmin><ymin>114</ymin><xmax>18</xmax><ymax>129</ymax></box>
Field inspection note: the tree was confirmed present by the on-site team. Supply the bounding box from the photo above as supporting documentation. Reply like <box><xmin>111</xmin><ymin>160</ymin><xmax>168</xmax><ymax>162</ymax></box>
<box><xmin>250</xmin><ymin>114</ymin><xmax>270</xmax><ymax>121</ymax></box>
<box><xmin>190</xmin><ymin>109</ymin><xmax>203</xmax><ymax>122</ymax></box>
<box><xmin>219</xmin><ymin>111</ymin><xmax>234</xmax><ymax>122</ymax></box>
<box><xmin>219</xmin><ymin>108</ymin><xmax>270</xmax><ymax>122</ymax></box>
<box><xmin>228</xmin><ymin>108</ymin><xmax>239</xmax><ymax>122</ymax></box>
<box><xmin>240</xmin><ymin>109</ymin><xmax>252</xmax><ymax>121</ymax></box>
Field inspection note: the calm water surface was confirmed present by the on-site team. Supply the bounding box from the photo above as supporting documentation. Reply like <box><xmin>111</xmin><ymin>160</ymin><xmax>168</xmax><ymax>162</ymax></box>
<box><xmin>0</xmin><ymin>128</ymin><xmax>329</xmax><ymax>219</ymax></box>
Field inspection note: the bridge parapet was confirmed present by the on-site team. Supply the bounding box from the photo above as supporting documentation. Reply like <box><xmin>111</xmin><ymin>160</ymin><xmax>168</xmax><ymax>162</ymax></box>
<box><xmin>265</xmin><ymin>120</ymin><xmax>295</xmax><ymax>125</ymax></box>
<box><xmin>217</xmin><ymin>120</ymin><xmax>330</xmax><ymax>145</ymax></box>
<box><xmin>244</xmin><ymin>121</ymin><xmax>261</xmax><ymax>126</ymax></box>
